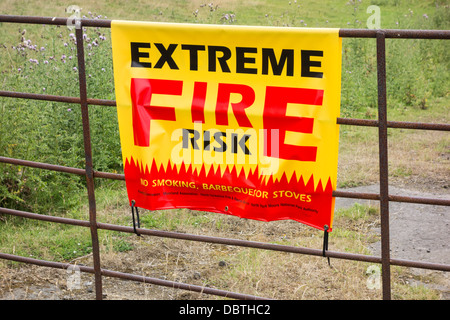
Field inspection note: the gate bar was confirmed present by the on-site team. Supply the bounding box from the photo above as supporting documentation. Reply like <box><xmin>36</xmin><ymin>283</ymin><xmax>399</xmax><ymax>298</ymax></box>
<box><xmin>376</xmin><ymin>31</ymin><xmax>391</xmax><ymax>300</ymax></box>
<box><xmin>1</xmin><ymin>15</ymin><xmax>450</xmax><ymax>39</ymax></box>
<box><xmin>2</xmin><ymin>206</ymin><xmax>450</xmax><ymax>272</ymax></box>
<box><xmin>1</xmin><ymin>90</ymin><xmax>449</xmax><ymax>131</ymax></box>
<box><xmin>2</xmin><ymin>155</ymin><xmax>448</xmax><ymax>207</ymax></box>
<box><xmin>75</xmin><ymin>26</ymin><xmax>103</xmax><ymax>300</ymax></box>
<box><xmin>0</xmin><ymin>252</ymin><xmax>268</xmax><ymax>300</ymax></box>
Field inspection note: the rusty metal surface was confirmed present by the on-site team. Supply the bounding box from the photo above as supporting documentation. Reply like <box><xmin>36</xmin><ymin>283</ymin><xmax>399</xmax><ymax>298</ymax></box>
<box><xmin>1</xmin><ymin>206</ymin><xmax>449</xmax><ymax>273</ymax></box>
<box><xmin>0</xmin><ymin>252</ymin><xmax>268</xmax><ymax>300</ymax></box>
<box><xmin>0</xmin><ymin>15</ymin><xmax>112</xmax><ymax>27</ymax></box>
<box><xmin>0</xmin><ymin>14</ymin><xmax>449</xmax><ymax>300</ymax></box>
<box><xmin>336</xmin><ymin>117</ymin><xmax>450</xmax><ymax>131</ymax></box>
<box><xmin>75</xmin><ymin>26</ymin><xmax>103</xmax><ymax>300</ymax></box>
<box><xmin>0</xmin><ymin>156</ymin><xmax>125</xmax><ymax>180</ymax></box>
<box><xmin>0</xmin><ymin>90</ymin><xmax>116</xmax><ymax>106</ymax></box>
<box><xmin>2</xmin><ymin>205</ymin><xmax>450</xmax><ymax>274</ymax></box>
<box><xmin>1</xmin><ymin>155</ymin><xmax>448</xmax><ymax>206</ymax></box>
<box><xmin>2</xmin><ymin>90</ymin><xmax>449</xmax><ymax>130</ymax></box>
<box><xmin>1</xmin><ymin>15</ymin><xmax>449</xmax><ymax>39</ymax></box>
<box><xmin>339</xmin><ymin>28</ymin><xmax>450</xmax><ymax>39</ymax></box>
<box><xmin>0</xmin><ymin>207</ymin><xmax>90</xmax><ymax>228</ymax></box>
<box><xmin>376</xmin><ymin>31</ymin><xmax>391</xmax><ymax>300</ymax></box>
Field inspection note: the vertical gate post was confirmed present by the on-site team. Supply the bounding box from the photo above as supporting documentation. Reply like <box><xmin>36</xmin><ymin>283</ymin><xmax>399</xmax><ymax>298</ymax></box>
<box><xmin>75</xmin><ymin>25</ymin><xmax>103</xmax><ymax>300</ymax></box>
<box><xmin>376</xmin><ymin>30</ymin><xmax>391</xmax><ymax>300</ymax></box>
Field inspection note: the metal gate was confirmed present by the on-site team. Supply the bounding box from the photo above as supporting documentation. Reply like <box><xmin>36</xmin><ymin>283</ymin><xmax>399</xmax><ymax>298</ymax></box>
<box><xmin>0</xmin><ymin>15</ymin><xmax>449</xmax><ymax>300</ymax></box>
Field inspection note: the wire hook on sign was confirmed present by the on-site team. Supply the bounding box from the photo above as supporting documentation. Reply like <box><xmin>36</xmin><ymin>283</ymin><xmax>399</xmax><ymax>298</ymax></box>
<box><xmin>323</xmin><ymin>225</ymin><xmax>331</xmax><ymax>266</ymax></box>
<box><xmin>131</xmin><ymin>200</ymin><xmax>141</xmax><ymax>236</ymax></box>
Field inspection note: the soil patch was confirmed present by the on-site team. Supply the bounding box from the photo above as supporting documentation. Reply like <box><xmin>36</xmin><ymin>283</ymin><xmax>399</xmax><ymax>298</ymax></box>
<box><xmin>335</xmin><ymin>184</ymin><xmax>450</xmax><ymax>299</ymax></box>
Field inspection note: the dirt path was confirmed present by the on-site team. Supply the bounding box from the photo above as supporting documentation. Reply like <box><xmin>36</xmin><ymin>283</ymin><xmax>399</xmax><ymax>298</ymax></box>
<box><xmin>335</xmin><ymin>184</ymin><xmax>449</xmax><ymax>265</ymax></box>
<box><xmin>335</xmin><ymin>184</ymin><xmax>450</xmax><ymax>298</ymax></box>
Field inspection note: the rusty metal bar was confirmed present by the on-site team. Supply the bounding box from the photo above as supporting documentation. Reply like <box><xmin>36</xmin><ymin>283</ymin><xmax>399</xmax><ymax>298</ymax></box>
<box><xmin>0</xmin><ymin>207</ymin><xmax>91</xmax><ymax>227</ymax></box>
<box><xmin>0</xmin><ymin>156</ymin><xmax>125</xmax><ymax>180</ymax></box>
<box><xmin>339</xmin><ymin>28</ymin><xmax>450</xmax><ymax>39</ymax></box>
<box><xmin>2</xmin><ymin>90</ymin><xmax>449</xmax><ymax>131</ymax></box>
<box><xmin>93</xmin><ymin>170</ymin><xmax>125</xmax><ymax>180</ymax></box>
<box><xmin>75</xmin><ymin>26</ymin><xmax>103</xmax><ymax>300</ymax></box>
<box><xmin>2</xmin><ymin>14</ymin><xmax>450</xmax><ymax>40</ymax></box>
<box><xmin>0</xmin><ymin>252</ymin><xmax>267</xmax><ymax>300</ymax></box>
<box><xmin>376</xmin><ymin>31</ymin><xmax>391</xmax><ymax>300</ymax></box>
<box><xmin>332</xmin><ymin>190</ymin><xmax>450</xmax><ymax>206</ymax></box>
<box><xmin>100</xmin><ymin>268</ymin><xmax>269</xmax><ymax>300</ymax></box>
<box><xmin>0</xmin><ymin>156</ymin><xmax>86</xmax><ymax>176</ymax></box>
<box><xmin>2</xmin><ymin>206</ymin><xmax>450</xmax><ymax>273</ymax></box>
<box><xmin>0</xmin><ymin>90</ymin><xmax>116</xmax><ymax>106</ymax></box>
<box><xmin>336</xmin><ymin>118</ymin><xmax>450</xmax><ymax>131</ymax></box>
<box><xmin>0</xmin><ymin>15</ymin><xmax>111</xmax><ymax>28</ymax></box>
<box><xmin>1</xmin><ymin>156</ymin><xmax>448</xmax><ymax>207</ymax></box>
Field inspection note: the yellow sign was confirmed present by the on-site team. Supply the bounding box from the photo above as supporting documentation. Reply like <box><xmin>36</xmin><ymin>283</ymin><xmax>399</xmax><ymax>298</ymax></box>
<box><xmin>111</xmin><ymin>21</ymin><xmax>342</xmax><ymax>231</ymax></box>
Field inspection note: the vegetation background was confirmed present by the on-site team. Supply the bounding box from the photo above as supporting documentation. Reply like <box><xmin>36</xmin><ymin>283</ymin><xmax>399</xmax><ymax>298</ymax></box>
<box><xmin>0</xmin><ymin>0</ymin><xmax>448</xmax><ymax>300</ymax></box>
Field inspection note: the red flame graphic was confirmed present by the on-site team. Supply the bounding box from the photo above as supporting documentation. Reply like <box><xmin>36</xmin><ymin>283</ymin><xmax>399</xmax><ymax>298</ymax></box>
<box><xmin>124</xmin><ymin>157</ymin><xmax>334</xmax><ymax>231</ymax></box>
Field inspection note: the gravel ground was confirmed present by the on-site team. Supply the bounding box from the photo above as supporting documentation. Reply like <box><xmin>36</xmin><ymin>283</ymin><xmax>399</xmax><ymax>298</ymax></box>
<box><xmin>335</xmin><ymin>184</ymin><xmax>450</xmax><ymax>299</ymax></box>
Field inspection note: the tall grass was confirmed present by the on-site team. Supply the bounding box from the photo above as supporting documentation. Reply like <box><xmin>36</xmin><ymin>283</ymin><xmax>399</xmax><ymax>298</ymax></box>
<box><xmin>0</xmin><ymin>20</ymin><xmax>119</xmax><ymax>213</ymax></box>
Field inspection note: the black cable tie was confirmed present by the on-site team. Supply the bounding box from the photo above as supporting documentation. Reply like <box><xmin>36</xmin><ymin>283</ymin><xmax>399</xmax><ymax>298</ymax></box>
<box><xmin>131</xmin><ymin>200</ymin><xmax>141</xmax><ymax>237</ymax></box>
<box><xmin>322</xmin><ymin>225</ymin><xmax>331</xmax><ymax>266</ymax></box>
